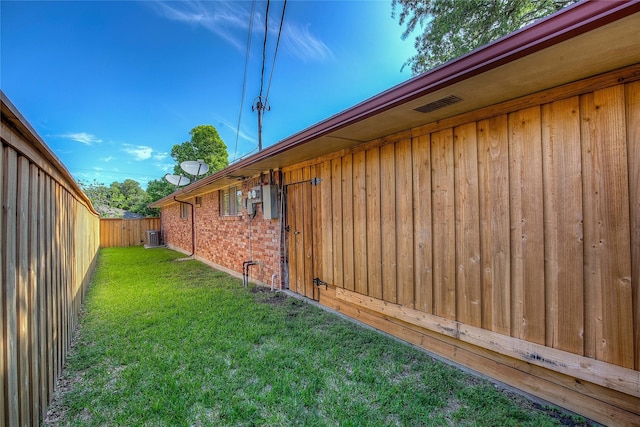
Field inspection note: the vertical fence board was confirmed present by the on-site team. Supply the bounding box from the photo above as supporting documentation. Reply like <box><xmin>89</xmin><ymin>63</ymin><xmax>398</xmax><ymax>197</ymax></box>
<box><xmin>37</xmin><ymin>171</ymin><xmax>47</xmax><ymax>416</ymax></box>
<box><xmin>509</xmin><ymin>107</ymin><xmax>545</xmax><ymax>345</ymax></box>
<box><xmin>478</xmin><ymin>115</ymin><xmax>511</xmax><ymax>335</ymax></box>
<box><xmin>28</xmin><ymin>164</ymin><xmax>40</xmax><ymax>425</ymax></box>
<box><xmin>45</xmin><ymin>176</ymin><xmax>54</xmax><ymax>399</ymax></box>
<box><xmin>3</xmin><ymin>147</ymin><xmax>19</xmax><ymax>427</ymax></box>
<box><xmin>17</xmin><ymin>156</ymin><xmax>31</xmax><ymax>426</ymax></box>
<box><xmin>366</xmin><ymin>148</ymin><xmax>382</xmax><ymax>299</ymax></box>
<box><xmin>353</xmin><ymin>151</ymin><xmax>368</xmax><ymax>295</ymax></box>
<box><xmin>626</xmin><ymin>81</ymin><xmax>640</xmax><ymax>370</ymax></box>
<box><xmin>581</xmin><ymin>87</ymin><xmax>634</xmax><ymax>368</ymax></box>
<box><xmin>331</xmin><ymin>159</ymin><xmax>343</xmax><ymax>287</ymax></box>
<box><xmin>541</xmin><ymin>97</ymin><xmax>584</xmax><ymax>354</ymax></box>
<box><xmin>413</xmin><ymin>134</ymin><xmax>433</xmax><ymax>314</ymax></box>
<box><xmin>286</xmin><ymin>172</ymin><xmax>297</xmax><ymax>292</ymax></box>
<box><xmin>432</xmin><ymin>129</ymin><xmax>456</xmax><ymax>320</ymax></box>
<box><xmin>0</xmin><ymin>143</ymin><xmax>5</xmax><ymax>426</ymax></box>
<box><xmin>342</xmin><ymin>154</ymin><xmax>355</xmax><ymax>292</ymax></box>
<box><xmin>302</xmin><ymin>167</ymin><xmax>314</xmax><ymax>299</ymax></box>
<box><xmin>311</xmin><ymin>165</ymin><xmax>321</xmax><ymax>291</ymax></box>
<box><xmin>396</xmin><ymin>139</ymin><xmax>414</xmax><ymax>308</ymax></box>
<box><xmin>320</xmin><ymin>161</ymin><xmax>333</xmax><ymax>285</ymax></box>
<box><xmin>454</xmin><ymin>123</ymin><xmax>482</xmax><ymax>327</ymax></box>
<box><xmin>380</xmin><ymin>143</ymin><xmax>397</xmax><ymax>303</ymax></box>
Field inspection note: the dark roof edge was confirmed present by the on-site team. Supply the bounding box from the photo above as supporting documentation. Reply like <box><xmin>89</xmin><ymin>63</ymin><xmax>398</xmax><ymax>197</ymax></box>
<box><xmin>1</xmin><ymin>90</ymin><xmax>99</xmax><ymax>216</ymax></box>
<box><xmin>151</xmin><ymin>0</ymin><xmax>639</xmax><ymax>208</ymax></box>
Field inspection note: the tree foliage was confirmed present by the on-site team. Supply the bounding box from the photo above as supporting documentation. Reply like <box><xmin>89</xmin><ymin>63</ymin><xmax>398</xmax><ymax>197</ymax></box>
<box><xmin>79</xmin><ymin>179</ymin><xmax>157</xmax><ymax>218</ymax></box>
<box><xmin>171</xmin><ymin>125</ymin><xmax>229</xmax><ymax>178</ymax></box>
<box><xmin>146</xmin><ymin>178</ymin><xmax>175</xmax><ymax>203</ymax></box>
<box><xmin>393</xmin><ymin>0</ymin><xmax>578</xmax><ymax>75</ymax></box>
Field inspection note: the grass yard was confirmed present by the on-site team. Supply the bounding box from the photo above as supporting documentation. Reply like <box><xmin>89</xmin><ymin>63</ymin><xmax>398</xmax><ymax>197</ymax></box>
<box><xmin>45</xmin><ymin>247</ymin><xmax>593</xmax><ymax>426</ymax></box>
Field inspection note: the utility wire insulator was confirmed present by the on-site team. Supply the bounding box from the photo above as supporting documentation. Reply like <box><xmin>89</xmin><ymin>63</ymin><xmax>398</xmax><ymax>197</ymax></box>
<box><xmin>252</xmin><ymin>96</ymin><xmax>271</xmax><ymax>152</ymax></box>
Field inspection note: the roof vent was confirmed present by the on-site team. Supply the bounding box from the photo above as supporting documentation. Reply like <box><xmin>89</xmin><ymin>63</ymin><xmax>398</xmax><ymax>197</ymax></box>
<box><xmin>414</xmin><ymin>95</ymin><xmax>463</xmax><ymax>113</ymax></box>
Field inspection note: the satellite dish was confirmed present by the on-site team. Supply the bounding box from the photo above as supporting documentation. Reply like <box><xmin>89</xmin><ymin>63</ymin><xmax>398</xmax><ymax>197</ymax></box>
<box><xmin>181</xmin><ymin>159</ymin><xmax>209</xmax><ymax>177</ymax></box>
<box><xmin>164</xmin><ymin>174</ymin><xmax>191</xmax><ymax>187</ymax></box>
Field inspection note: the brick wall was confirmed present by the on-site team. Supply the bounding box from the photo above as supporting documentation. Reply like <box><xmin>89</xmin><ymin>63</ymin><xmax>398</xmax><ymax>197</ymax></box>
<box><xmin>160</xmin><ymin>175</ymin><xmax>283</xmax><ymax>287</ymax></box>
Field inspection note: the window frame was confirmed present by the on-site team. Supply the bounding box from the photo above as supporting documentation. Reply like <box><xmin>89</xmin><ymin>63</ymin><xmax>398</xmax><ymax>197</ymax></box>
<box><xmin>180</xmin><ymin>202</ymin><xmax>189</xmax><ymax>219</ymax></box>
<box><xmin>220</xmin><ymin>186</ymin><xmax>243</xmax><ymax>216</ymax></box>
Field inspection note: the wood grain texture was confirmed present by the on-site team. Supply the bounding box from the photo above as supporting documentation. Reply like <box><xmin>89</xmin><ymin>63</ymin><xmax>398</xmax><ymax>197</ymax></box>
<box><xmin>3</xmin><ymin>147</ymin><xmax>19</xmax><ymax>427</ymax></box>
<box><xmin>395</xmin><ymin>139</ymin><xmax>414</xmax><ymax>307</ymax></box>
<box><xmin>412</xmin><ymin>134</ymin><xmax>433</xmax><ymax>314</ymax></box>
<box><xmin>285</xmin><ymin>171</ymin><xmax>297</xmax><ymax>294</ymax></box>
<box><xmin>477</xmin><ymin>115</ymin><xmax>511</xmax><ymax>335</ymax></box>
<box><xmin>541</xmin><ymin>97</ymin><xmax>584</xmax><ymax>354</ymax></box>
<box><xmin>380</xmin><ymin>143</ymin><xmax>397</xmax><ymax>303</ymax></box>
<box><xmin>453</xmin><ymin>123</ymin><xmax>482</xmax><ymax>327</ymax></box>
<box><xmin>366</xmin><ymin>148</ymin><xmax>382</xmax><ymax>299</ymax></box>
<box><xmin>508</xmin><ymin>107</ymin><xmax>545</xmax><ymax>345</ymax></box>
<box><xmin>0</xmin><ymin>141</ymin><xmax>5</xmax><ymax>424</ymax></box>
<box><xmin>342</xmin><ymin>154</ymin><xmax>355</xmax><ymax>292</ymax></box>
<box><xmin>581</xmin><ymin>87</ymin><xmax>634</xmax><ymax>368</ymax></box>
<box><xmin>353</xmin><ymin>151</ymin><xmax>368</xmax><ymax>295</ymax></box>
<box><xmin>302</xmin><ymin>168</ymin><xmax>314</xmax><ymax>299</ymax></box>
<box><xmin>432</xmin><ymin>129</ymin><xmax>456</xmax><ymax>319</ymax></box>
<box><xmin>331</xmin><ymin>159</ymin><xmax>343</xmax><ymax>287</ymax></box>
<box><xmin>625</xmin><ymin>81</ymin><xmax>640</xmax><ymax>370</ymax></box>
<box><xmin>28</xmin><ymin>164</ymin><xmax>41</xmax><ymax>424</ymax></box>
<box><xmin>320</xmin><ymin>161</ymin><xmax>333</xmax><ymax>285</ymax></box>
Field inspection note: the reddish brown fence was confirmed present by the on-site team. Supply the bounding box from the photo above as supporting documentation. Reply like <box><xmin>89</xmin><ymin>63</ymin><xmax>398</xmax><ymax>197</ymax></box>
<box><xmin>100</xmin><ymin>218</ymin><xmax>160</xmax><ymax>248</ymax></box>
<box><xmin>1</xmin><ymin>92</ymin><xmax>101</xmax><ymax>426</ymax></box>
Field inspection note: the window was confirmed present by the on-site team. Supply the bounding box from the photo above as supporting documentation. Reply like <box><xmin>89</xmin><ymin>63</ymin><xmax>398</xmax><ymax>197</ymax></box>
<box><xmin>220</xmin><ymin>186</ymin><xmax>242</xmax><ymax>216</ymax></box>
<box><xmin>195</xmin><ymin>196</ymin><xmax>202</xmax><ymax>207</ymax></box>
<box><xmin>180</xmin><ymin>202</ymin><xmax>189</xmax><ymax>219</ymax></box>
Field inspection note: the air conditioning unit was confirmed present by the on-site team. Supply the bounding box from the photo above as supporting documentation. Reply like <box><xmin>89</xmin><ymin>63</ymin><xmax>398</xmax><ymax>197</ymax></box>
<box><xmin>145</xmin><ymin>230</ymin><xmax>161</xmax><ymax>248</ymax></box>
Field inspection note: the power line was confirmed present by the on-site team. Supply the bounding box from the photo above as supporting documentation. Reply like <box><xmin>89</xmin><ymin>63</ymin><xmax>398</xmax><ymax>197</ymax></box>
<box><xmin>265</xmin><ymin>0</ymin><xmax>287</xmax><ymax>101</ymax></box>
<box><xmin>233</xmin><ymin>0</ymin><xmax>257</xmax><ymax>162</ymax></box>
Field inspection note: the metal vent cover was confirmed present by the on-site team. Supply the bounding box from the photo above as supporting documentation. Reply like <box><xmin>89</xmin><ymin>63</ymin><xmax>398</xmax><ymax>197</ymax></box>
<box><xmin>414</xmin><ymin>95</ymin><xmax>463</xmax><ymax>113</ymax></box>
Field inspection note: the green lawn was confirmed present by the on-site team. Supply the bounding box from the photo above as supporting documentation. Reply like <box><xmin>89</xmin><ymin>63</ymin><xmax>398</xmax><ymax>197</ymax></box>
<box><xmin>45</xmin><ymin>247</ymin><xmax>592</xmax><ymax>426</ymax></box>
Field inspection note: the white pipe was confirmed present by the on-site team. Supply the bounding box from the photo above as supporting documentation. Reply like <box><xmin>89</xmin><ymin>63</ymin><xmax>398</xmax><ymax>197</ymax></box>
<box><xmin>271</xmin><ymin>273</ymin><xmax>277</xmax><ymax>292</ymax></box>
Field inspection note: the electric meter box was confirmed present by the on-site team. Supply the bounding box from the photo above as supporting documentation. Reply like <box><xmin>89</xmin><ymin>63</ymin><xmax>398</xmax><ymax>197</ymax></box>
<box><xmin>262</xmin><ymin>184</ymin><xmax>278</xmax><ymax>220</ymax></box>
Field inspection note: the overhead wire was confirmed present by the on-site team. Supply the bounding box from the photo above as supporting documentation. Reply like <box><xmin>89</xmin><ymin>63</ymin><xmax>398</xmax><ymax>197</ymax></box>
<box><xmin>233</xmin><ymin>0</ymin><xmax>257</xmax><ymax>162</ymax></box>
<box><xmin>265</xmin><ymin>0</ymin><xmax>287</xmax><ymax>101</ymax></box>
<box><xmin>258</xmin><ymin>0</ymin><xmax>271</xmax><ymax>100</ymax></box>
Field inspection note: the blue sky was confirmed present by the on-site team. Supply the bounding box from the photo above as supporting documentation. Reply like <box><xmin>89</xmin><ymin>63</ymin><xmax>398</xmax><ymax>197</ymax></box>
<box><xmin>1</xmin><ymin>1</ymin><xmax>416</xmax><ymax>188</ymax></box>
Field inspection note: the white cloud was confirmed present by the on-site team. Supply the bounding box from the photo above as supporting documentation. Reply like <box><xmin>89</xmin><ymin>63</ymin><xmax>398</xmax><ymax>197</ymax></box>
<box><xmin>153</xmin><ymin>152</ymin><xmax>169</xmax><ymax>161</ymax></box>
<box><xmin>283</xmin><ymin>22</ymin><xmax>332</xmax><ymax>62</ymax></box>
<box><xmin>151</xmin><ymin>1</ymin><xmax>249</xmax><ymax>51</ymax></box>
<box><xmin>61</xmin><ymin>132</ymin><xmax>103</xmax><ymax>145</ymax></box>
<box><xmin>101</xmin><ymin>156</ymin><xmax>113</xmax><ymax>162</ymax></box>
<box><xmin>151</xmin><ymin>1</ymin><xmax>332</xmax><ymax>62</ymax></box>
<box><xmin>157</xmin><ymin>163</ymin><xmax>175</xmax><ymax>173</ymax></box>
<box><xmin>122</xmin><ymin>144</ymin><xmax>153</xmax><ymax>161</ymax></box>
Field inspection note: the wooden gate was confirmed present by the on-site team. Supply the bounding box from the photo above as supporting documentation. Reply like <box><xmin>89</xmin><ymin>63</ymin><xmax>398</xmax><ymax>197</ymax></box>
<box><xmin>285</xmin><ymin>180</ymin><xmax>317</xmax><ymax>300</ymax></box>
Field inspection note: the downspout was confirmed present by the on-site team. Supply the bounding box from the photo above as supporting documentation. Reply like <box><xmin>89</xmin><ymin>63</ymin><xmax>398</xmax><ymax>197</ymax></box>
<box><xmin>174</xmin><ymin>195</ymin><xmax>196</xmax><ymax>257</ymax></box>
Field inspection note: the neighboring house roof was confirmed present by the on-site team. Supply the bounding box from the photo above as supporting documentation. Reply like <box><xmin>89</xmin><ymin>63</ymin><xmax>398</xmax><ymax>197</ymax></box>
<box><xmin>1</xmin><ymin>91</ymin><xmax>100</xmax><ymax>216</ymax></box>
<box><xmin>151</xmin><ymin>0</ymin><xmax>640</xmax><ymax>209</ymax></box>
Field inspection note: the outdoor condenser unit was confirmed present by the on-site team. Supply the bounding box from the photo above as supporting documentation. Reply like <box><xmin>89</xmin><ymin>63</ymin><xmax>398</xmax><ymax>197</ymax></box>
<box><xmin>146</xmin><ymin>230</ymin><xmax>161</xmax><ymax>247</ymax></box>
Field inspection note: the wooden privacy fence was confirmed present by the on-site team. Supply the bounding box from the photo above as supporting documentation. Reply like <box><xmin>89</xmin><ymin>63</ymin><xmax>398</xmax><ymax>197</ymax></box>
<box><xmin>1</xmin><ymin>92</ymin><xmax>101</xmax><ymax>426</ymax></box>
<box><xmin>100</xmin><ymin>217</ymin><xmax>160</xmax><ymax>248</ymax></box>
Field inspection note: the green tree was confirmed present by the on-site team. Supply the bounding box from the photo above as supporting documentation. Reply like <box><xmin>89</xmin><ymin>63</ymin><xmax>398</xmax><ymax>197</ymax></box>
<box><xmin>393</xmin><ymin>0</ymin><xmax>578</xmax><ymax>75</ymax></box>
<box><xmin>146</xmin><ymin>178</ymin><xmax>175</xmax><ymax>203</ymax></box>
<box><xmin>171</xmin><ymin>125</ymin><xmax>229</xmax><ymax>179</ymax></box>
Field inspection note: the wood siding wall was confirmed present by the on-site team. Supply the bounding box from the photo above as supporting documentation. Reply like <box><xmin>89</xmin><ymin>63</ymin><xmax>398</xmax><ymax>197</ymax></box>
<box><xmin>100</xmin><ymin>218</ymin><xmax>160</xmax><ymax>248</ymax></box>
<box><xmin>284</xmin><ymin>75</ymin><xmax>640</xmax><ymax>424</ymax></box>
<box><xmin>2</xmin><ymin>108</ymin><xmax>100</xmax><ymax>426</ymax></box>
